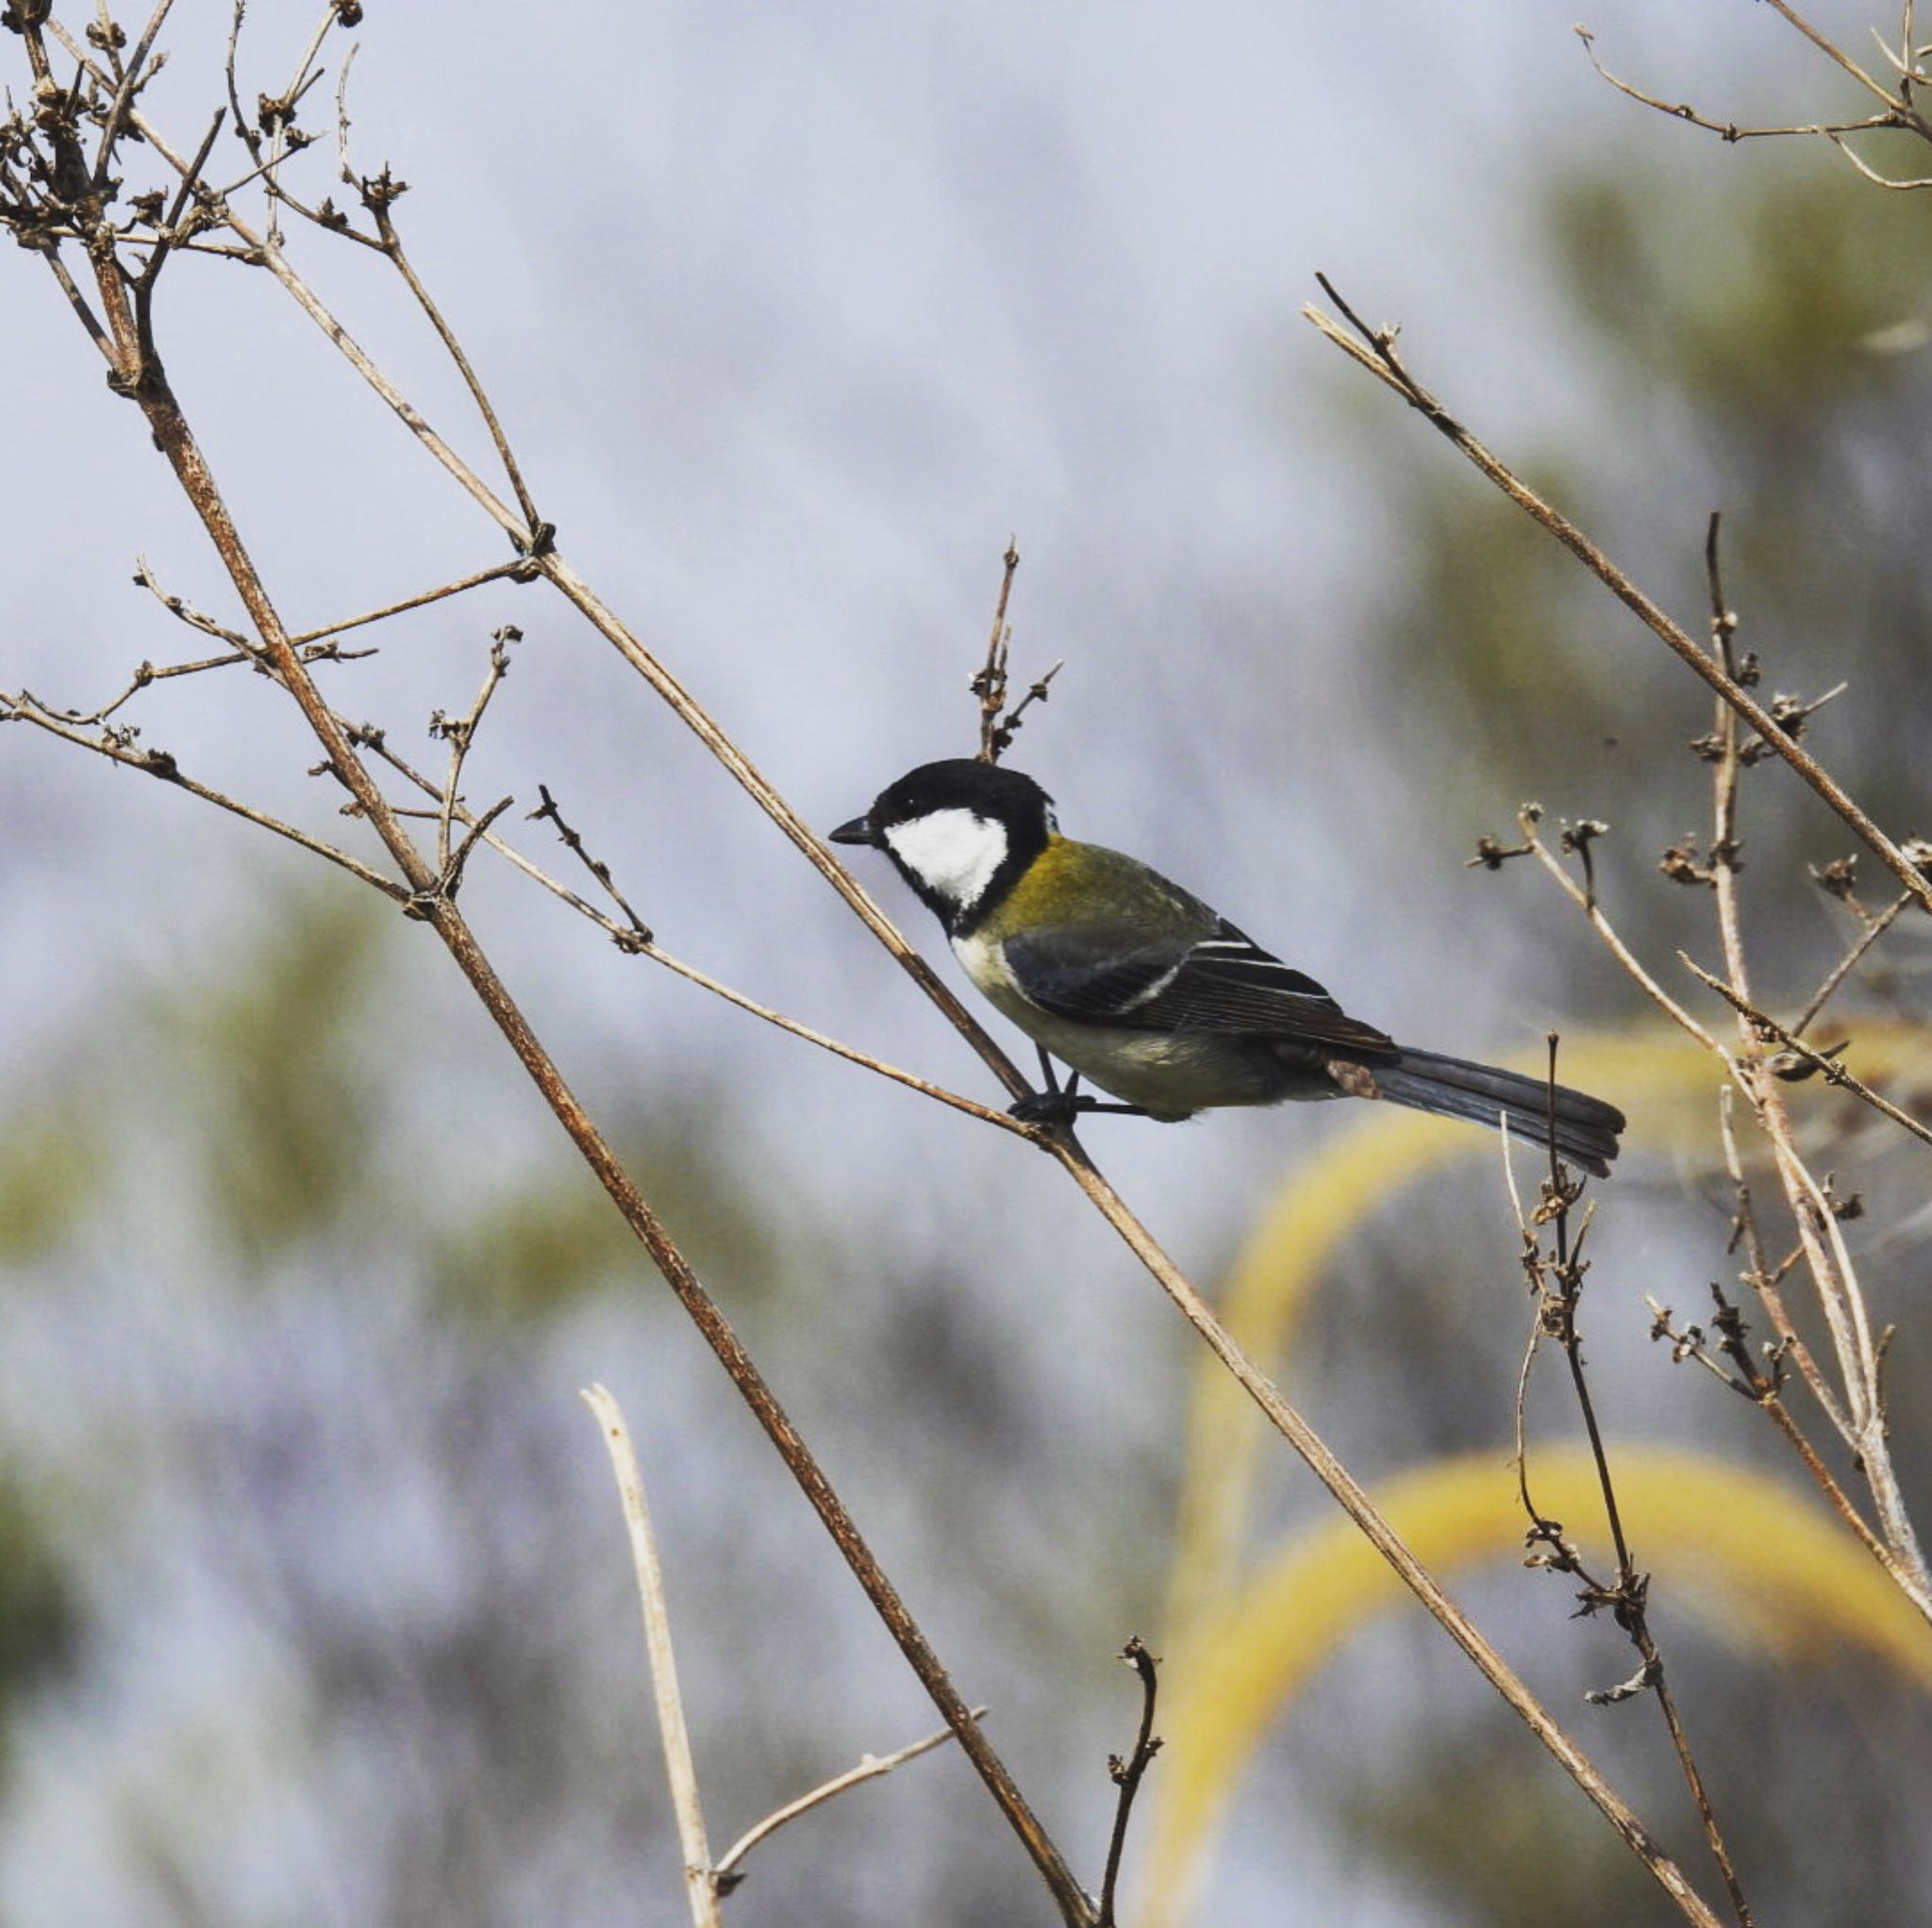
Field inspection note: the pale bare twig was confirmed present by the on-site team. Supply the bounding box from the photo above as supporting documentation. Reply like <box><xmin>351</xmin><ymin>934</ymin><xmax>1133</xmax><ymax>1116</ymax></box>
<box><xmin>290</xmin><ymin>557</ymin><xmax>535</xmax><ymax>646</ymax></box>
<box><xmin>92</xmin><ymin>0</ymin><xmax>174</xmax><ymax>180</ymax></box>
<box><xmin>1503</xmin><ymin>808</ymin><xmax>1727</xmax><ymax>1055</ymax></box>
<box><xmin>1709</xmin><ymin>1092</ymin><xmax>1932</xmax><ymax>1620</ymax></box>
<box><xmin>134</xmin><ymin>555</ymin><xmax>254</xmax><ymax>649</ymax></box>
<box><xmin>22</xmin><ymin>634</ymin><xmax>374</xmax><ymax>730</ymax></box>
<box><xmin>1825</xmin><ymin>131</ymin><xmax>1932</xmax><ymax>189</ymax></box>
<box><xmin>430</xmin><ymin>624</ymin><xmax>514</xmax><ymax>873</ymax></box>
<box><xmin>515</xmin><ymin>785</ymin><xmax>1039</xmax><ymax>1139</ymax></box>
<box><xmin>1575</xmin><ymin>25</ymin><xmax>1899</xmax><ymax>146</ymax></box>
<box><xmin>708</xmin><ymin>1713</ymin><xmax>980</xmax><ymax>1894</ymax></box>
<box><xmin>35</xmin><ymin>246</ymin><xmax>116</xmax><ymax>366</ymax></box>
<box><xmin>1763</xmin><ymin>0</ymin><xmax>1923</xmax><ymax>117</ymax></box>
<box><xmin>580</xmin><ymin>1386</ymin><xmax>721</xmax><ymax>1928</ymax></box>
<box><xmin>363</xmin><ymin>192</ymin><xmax>546</xmax><ymax>540</ymax></box>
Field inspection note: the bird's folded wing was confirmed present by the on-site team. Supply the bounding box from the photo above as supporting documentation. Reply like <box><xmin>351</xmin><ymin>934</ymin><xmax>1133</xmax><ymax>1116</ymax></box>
<box><xmin>1002</xmin><ymin>921</ymin><xmax>1397</xmax><ymax>1054</ymax></box>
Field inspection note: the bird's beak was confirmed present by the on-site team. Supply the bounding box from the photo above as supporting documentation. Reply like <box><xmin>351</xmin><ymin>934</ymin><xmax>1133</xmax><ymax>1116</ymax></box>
<box><xmin>828</xmin><ymin>813</ymin><xmax>879</xmax><ymax>848</ymax></box>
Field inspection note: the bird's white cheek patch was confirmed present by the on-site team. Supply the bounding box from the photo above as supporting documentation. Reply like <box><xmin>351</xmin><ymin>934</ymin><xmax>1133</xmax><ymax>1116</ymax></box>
<box><xmin>884</xmin><ymin>809</ymin><xmax>1008</xmax><ymax>909</ymax></box>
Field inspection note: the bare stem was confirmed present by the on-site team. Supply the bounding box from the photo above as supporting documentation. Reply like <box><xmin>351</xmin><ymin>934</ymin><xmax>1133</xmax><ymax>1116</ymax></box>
<box><xmin>1790</xmin><ymin>890</ymin><xmax>1913</xmax><ymax>1037</ymax></box>
<box><xmin>1524</xmin><ymin>1041</ymin><xmax>1754</xmax><ymax>1926</ymax></box>
<box><xmin>708</xmin><ymin>1713</ymin><xmax>979</xmax><ymax>1894</ymax></box>
<box><xmin>1097</xmin><ymin>1637</ymin><xmax>1162</xmax><ymax>1928</ymax></box>
<box><xmin>580</xmin><ymin>1385</ymin><xmax>721</xmax><ymax>1928</ymax></box>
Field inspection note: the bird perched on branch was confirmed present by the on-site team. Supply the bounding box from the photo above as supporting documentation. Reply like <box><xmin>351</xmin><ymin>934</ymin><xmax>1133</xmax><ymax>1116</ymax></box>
<box><xmin>830</xmin><ymin>758</ymin><xmax>1624</xmax><ymax>1175</ymax></box>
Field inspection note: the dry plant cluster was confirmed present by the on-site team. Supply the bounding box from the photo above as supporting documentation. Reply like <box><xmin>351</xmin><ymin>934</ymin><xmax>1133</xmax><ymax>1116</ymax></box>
<box><xmin>3</xmin><ymin>1</ymin><xmax>1930</xmax><ymax>1922</ymax></box>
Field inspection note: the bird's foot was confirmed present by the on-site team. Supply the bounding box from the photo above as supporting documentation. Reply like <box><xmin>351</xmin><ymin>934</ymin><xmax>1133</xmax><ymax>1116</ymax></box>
<box><xmin>1010</xmin><ymin>1088</ymin><xmax>1092</xmax><ymax>1126</ymax></box>
<box><xmin>1010</xmin><ymin>1057</ymin><xmax>1148</xmax><ymax>1126</ymax></box>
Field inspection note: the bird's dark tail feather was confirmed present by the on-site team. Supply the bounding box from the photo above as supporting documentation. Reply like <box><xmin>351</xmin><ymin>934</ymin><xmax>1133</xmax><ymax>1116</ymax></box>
<box><xmin>1372</xmin><ymin>1049</ymin><xmax>1625</xmax><ymax>1178</ymax></box>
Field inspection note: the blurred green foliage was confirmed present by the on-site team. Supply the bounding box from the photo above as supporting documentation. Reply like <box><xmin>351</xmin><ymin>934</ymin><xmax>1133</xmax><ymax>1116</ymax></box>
<box><xmin>0</xmin><ymin>1479</ymin><xmax>77</xmax><ymax>1777</ymax></box>
<box><xmin>158</xmin><ymin>897</ymin><xmax>385</xmax><ymax>1258</ymax></box>
<box><xmin>1337</xmin><ymin>1737</ymin><xmax>1646</xmax><ymax>1928</ymax></box>
<box><xmin>428</xmin><ymin>1093</ymin><xmax>801</xmax><ymax>1321</ymax></box>
<box><xmin>0</xmin><ymin>1100</ymin><xmax>100</xmax><ymax>1264</ymax></box>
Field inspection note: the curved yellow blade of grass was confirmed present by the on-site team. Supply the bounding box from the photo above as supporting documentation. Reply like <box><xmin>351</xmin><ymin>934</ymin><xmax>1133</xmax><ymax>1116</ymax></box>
<box><xmin>1165</xmin><ymin>1022</ymin><xmax>1932</xmax><ymax>1649</ymax></box>
<box><xmin>1141</xmin><ymin>1443</ymin><xmax>1932</xmax><ymax>1928</ymax></box>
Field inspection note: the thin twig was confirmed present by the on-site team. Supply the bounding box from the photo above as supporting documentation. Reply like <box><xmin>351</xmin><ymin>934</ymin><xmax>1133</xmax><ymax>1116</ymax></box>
<box><xmin>92</xmin><ymin>0</ymin><xmax>175</xmax><ymax>180</ymax></box>
<box><xmin>0</xmin><ymin>688</ymin><xmax>407</xmax><ymax>900</ymax></box>
<box><xmin>363</xmin><ymin>192</ymin><xmax>545</xmax><ymax>537</ymax></box>
<box><xmin>1763</xmin><ymin>0</ymin><xmax>1925</xmax><ymax>117</ymax></box>
<box><xmin>24</xmin><ymin>636</ymin><xmax>372</xmax><ymax>729</ymax></box>
<box><xmin>290</xmin><ymin>556</ymin><xmax>533</xmax><ymax>645</ymax></box>
<box><xmin>431</xmin><ymin>624</ymin><xmax>514</xmax><ymax>872</ymax></box>
<box><xmin>1097</xmin><ymin>1638</ymin><xmax>1162</xmax><ymax>1928</ymax></box>
<box><xmin>970</xmin><ymin>542</ymin><xmax>1059</xmax><ymax>763</ymax></box>
<box><xmin>1575</xmin><ymin>25</ymin><xmax>1903</xmax><ymax>148</ymax></box>
<box><xmin>1791</xmin><ymin>890</ymin><xmax>1913</xmax><ymax>1036</ymax></box>
<box><xmin>1679</xmin><ymin>956</ymin><xmax>1932</xmax><ymax>1150</ymax></box>
<box><xmin>580</xmin><ymin>1386</ymin><xmax>721</xmax><ymax>1928</ymax></box>
<box><xmin>1524</xmin><ymin>1042</ymin><xmax>1755</xmax><ymax>1926</ymax></box>
<box><xmin>133</xmin><ymin>554</ymin><xmax>254</xmax><ymax>649</ymax></box>
<box><xmin>34</xmin><ymin>246</ymin><xmax>116</xmax><ymax>366</ymax></box>
<box><xmin>514</xmin><ymin>785</ymin><xmax>1036</xmax><ymax>1138</ymax></box>
<box><xmin>708</xmin><ymin>1713</ymin><xmax>981</xmax><ymax>1893</ymax></box>
<box><xmin>1512</xmin><ymin>808</ymin><xmax>1726</xmax><ymax>1055</ymax></box>
<box><xmin>973</xmin><ymin>541</ymin><xmax>1019</xmax><ymax>761</ymax></box>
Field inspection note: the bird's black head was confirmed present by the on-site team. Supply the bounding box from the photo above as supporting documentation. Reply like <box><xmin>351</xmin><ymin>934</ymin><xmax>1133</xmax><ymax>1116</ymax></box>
<box><xmin>829</xmin><ymin>758</ymin><xmax>1058</xmax><ymax>932</ymax></box>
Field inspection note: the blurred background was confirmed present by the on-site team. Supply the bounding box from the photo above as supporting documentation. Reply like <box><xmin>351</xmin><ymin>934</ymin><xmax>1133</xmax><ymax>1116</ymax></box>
<box><xmin>3</xmin><ymin>2</ymin><xmax>1931</xmax><ymax>1921</ymax></box>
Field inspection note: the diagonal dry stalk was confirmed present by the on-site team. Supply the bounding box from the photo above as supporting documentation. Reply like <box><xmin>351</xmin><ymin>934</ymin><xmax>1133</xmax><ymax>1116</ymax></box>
<box><xmin>1303</xmin><ymin>279</ymin><xmax>1932</xmax><ymax>921</ymax></box>
<box><xmin>0</xmin><ymin>15</ymin><xmax>1738</xmax><ymax>1921</ymax></box>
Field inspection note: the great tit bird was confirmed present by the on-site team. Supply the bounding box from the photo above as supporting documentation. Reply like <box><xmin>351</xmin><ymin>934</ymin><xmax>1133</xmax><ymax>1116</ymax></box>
<box><xmin>830</xmin><ymin>758</ymin><xmax>1624</xmax><ymax>1175</ymax></box>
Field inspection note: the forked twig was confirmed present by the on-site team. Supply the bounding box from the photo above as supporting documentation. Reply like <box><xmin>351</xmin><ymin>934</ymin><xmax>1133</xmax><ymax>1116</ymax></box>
<box><xmin>971</xmin><ymin>541</ymin><xmax>1062</xmax><ymax>764</ymax></box>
